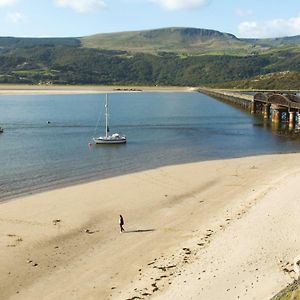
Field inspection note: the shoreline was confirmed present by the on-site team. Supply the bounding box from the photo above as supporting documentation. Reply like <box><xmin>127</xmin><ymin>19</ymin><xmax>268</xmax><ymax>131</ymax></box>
<box><xmin>1</xmin><ymin>153</ymin><xmax>300</xmax><ymax>299</ymax></box>
<box><xmin>0</xmin><ymin>84</ymin><xmax>197</xmax><ymax>95</ymax></box>
<box><xmin>0</xmin><ymin>84</ymin><xmax>298</xmax><ymax>96</ymax></box>
<box><xmin>0</xmin><ymin>151</ymin><xmax>295</xmax><ymax>205</ymax></box>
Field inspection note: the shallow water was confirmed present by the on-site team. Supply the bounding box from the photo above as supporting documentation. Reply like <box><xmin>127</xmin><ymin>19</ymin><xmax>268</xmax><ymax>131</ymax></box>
<box><xmin>1</xmin><ymin>92</ymin><xmax>300</xmax><ymax>201</ymax></box>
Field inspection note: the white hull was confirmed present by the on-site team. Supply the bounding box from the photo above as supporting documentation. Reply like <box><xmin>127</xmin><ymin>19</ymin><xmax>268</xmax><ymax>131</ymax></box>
<box><xmin>93</xmin><ymin>136</ymin><xmax>126</xmax><ymax>144</ymax></box>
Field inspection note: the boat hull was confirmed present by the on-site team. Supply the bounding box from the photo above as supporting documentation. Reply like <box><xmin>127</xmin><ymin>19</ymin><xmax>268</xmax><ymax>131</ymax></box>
<box><xmin>93</xmin><ymin>137</ymin><xmax>126</xmax><ymax>144</ymax></box>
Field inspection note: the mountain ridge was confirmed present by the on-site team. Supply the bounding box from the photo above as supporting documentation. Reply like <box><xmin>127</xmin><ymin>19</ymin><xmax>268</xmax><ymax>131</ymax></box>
<box><xmin>80</xmin><ymin>27</ymin><xmax>259</xmax><ymax>55</ymax></box>
<box><xmin>0</xmin><ymin>27</ymin><xmax>299</xmax><ymax>55</ymax></box>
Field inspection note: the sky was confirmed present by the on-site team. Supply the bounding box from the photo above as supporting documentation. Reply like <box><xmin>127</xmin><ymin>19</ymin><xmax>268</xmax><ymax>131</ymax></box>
<box><xmin>0</xmin><ymin>0</ymin><xmax>300</xmax><ymax>38</ymax></box>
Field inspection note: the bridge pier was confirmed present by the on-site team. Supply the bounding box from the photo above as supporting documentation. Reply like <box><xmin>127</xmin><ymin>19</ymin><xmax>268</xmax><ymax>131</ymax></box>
<box><xmin>263</xmin><ymin>104</ymin><xmax>270</xmax><ymax>119</ymax></box>
<box><xmin>251</xmin><ymin>101</ymin><xmax>256</xmax><ymax>114</ymax></box>
<box><xmin>272</xmin><ymin>109</ymin><xmax>280</xmax><ymax>123</ymax></box>
<box><xmin>289</xmin><ymin>111</ymin><xmax>295</xmax><ymax>130</ymax></box>
<box><xmin>297</xmin><ymin>112</ymin><xmax>300</xmax><ymax>128</ymax></box>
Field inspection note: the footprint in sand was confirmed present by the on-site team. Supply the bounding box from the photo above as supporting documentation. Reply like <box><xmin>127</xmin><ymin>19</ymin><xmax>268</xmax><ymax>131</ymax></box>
<box><xmin>52</xmin><ymin>219</ymin><xmax>61</xmax><ymax>225</ymax></box>
<box><xmin>6</xmin><ymin>234</ymin><xmax>23</xmax><ymax>247</ymax></box>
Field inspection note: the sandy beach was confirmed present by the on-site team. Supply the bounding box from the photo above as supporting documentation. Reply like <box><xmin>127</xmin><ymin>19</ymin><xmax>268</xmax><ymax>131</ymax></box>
<box><xmin>1</xmin><ymin>153</ymin><xmax>300</xmax><ymax>300</ymax></box>
<box><xmin>0</xmin><ymin>84</ymin><xmax>196</xmax><ymax>95</ymax></box>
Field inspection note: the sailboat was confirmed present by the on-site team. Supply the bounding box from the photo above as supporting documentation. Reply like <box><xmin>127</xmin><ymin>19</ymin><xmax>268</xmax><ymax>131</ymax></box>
<box><xmin>93</xmin><ymin>94</ymin><xmax>126</xmax><ymax>144</ymax></box>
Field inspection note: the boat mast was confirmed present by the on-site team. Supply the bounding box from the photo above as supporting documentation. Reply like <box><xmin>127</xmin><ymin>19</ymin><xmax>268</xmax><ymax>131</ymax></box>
<box><xmin>105</xmin><ymin>93</ymin><xmax>108</xmax><ymax>138</ymax></box>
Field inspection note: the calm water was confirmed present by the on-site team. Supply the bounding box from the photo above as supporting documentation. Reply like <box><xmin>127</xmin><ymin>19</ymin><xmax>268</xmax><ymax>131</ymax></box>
<box><xmin>1</xmin><ymin>92</ymin><xmax>300</xmax><ymax>201</ymax></box>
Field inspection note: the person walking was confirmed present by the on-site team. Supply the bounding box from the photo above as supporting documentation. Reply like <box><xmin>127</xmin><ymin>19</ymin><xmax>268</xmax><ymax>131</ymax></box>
<box><xmin>119</xmin><ymin>215</ymin><xmax>125</xmax><ymax>233</ymax></box>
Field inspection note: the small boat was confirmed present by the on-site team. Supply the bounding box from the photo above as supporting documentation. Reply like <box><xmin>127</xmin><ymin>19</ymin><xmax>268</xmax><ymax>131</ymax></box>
<box><xmin>93</xmin><ymin>94</ymin><xmax>126</xmax><ymax>145</ymax></box>
<box><xmin>0</xmin><ymin>127</ymin><xmax>3</xmax><ymax>133</ymax></box>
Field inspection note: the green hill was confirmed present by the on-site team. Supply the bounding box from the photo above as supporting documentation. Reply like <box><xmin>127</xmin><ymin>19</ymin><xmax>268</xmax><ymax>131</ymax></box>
<box><xmin>80</xmin><ymin>27</ymin><xmax>257</xmax><ymax>55</ymax></box>
<box><xmin>209</xmin><ymin>71</ymin><xmax>300</xmax><ymax>90</ymax></box>
<box><xmin>0</xmin><ymin>37</ymin><xmax>80</xmax><ymax>49</ymax></box>
<box><xmin>80</xmin><ymin>27</ymin><xmax>300</xmax><ymax>55</ymax></box>
<box><xmin>0</xmin><ymin>27</ymin><xmax>299</xmax><ymax>56</ymax></box>
<box><xmin>0</xmin><ymin>27</ymin><xmax>299</xmax><ymax>88</ymax></box>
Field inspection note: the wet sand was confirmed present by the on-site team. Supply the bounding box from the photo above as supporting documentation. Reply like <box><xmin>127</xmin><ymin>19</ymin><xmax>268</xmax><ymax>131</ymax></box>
<box><xmin>0</xmin><ymin>153</ymin><xmax>300</xmax><ymax>300</ymax></box>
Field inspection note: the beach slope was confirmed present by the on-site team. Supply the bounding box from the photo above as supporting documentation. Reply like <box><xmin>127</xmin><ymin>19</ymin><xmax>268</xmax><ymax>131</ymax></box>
<box><xmin>1</xmin><ymin>154</ymin><xmax>300</xmax><ymax>300</ymax></box>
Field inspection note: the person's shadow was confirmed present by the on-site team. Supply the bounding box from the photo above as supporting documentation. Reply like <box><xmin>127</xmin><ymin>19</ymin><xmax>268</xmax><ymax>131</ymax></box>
<box><xmin>124</xmin><ymin>229</ymin><xmax>155</xmax><ymax>233</ymax></box>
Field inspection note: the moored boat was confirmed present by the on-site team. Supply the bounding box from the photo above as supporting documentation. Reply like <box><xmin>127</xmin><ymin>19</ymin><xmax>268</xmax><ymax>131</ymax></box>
<box><xmin>93</xmin><ymin>94</ymin><xmax>126</xmax><ymax>145</ymax></box>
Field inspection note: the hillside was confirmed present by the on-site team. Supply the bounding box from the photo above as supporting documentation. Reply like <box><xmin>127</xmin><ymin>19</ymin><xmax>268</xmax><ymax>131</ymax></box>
<box><xmin>81</xmin><ymin>27</ymin><xmax>300</xmax><ymax>55</ymax></box>
<box><xmin>0</xmin><ymin>37</ymin><xmax>80</xmax><ymax>49</ymax></box>
<box><xmin>80</xmin><ymin>27</ymin><xmax>256</xmax><ymax>55</ymax></box>
<box><xmin>243</xmin><ymin>35</ymin><xmax>300</xmax><ymax>48</ymax></box>
<box><xmin>1</xmin><ymin>27</ymin><xmax>299</xmax><ymax>55</ymax></box>
<box><xmin>0</xmin><ymin>27</ymin><xmax>299</xmax><ymax>88</ymax></box>
<box><xmin>209</xmin><ymin>71</ymin><xmax>300</xmax><ymax>90</ymax></box>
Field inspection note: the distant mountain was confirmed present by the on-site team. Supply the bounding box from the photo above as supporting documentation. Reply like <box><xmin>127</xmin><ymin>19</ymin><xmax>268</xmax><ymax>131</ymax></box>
<box><xmin>243</xmin><ymin>35</ymin><xmax>300</xmax><ymax>47</ymax></box>
<box><xmin>80</xmin><ymin>27</ymin><xmax>300</xmax><ymax>55</ymax></box>
<box><xmin>0</xmin><ymin>27</ymin><xmax>299</xmax><ymax>88</ymax></box>
<box><xmin>80</xmin><ymin>27</ymin><xmax>254</xmax><ymax>55</ymax></box>
<box><xmin>0</xmin><ymin>27</ymin><xmax>299</xmax><ymax>56</ymax></box>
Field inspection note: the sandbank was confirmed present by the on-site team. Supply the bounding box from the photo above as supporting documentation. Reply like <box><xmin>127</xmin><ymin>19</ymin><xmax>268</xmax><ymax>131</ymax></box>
<box><xmin>0</xmin><ymin>84</ymin><xmax>197</xmax><ymax>96</ymax></box>
<box><xmin>1</xmin><ymin>153</ymin><xmax>300</xmax><ymax>299</ymax></box>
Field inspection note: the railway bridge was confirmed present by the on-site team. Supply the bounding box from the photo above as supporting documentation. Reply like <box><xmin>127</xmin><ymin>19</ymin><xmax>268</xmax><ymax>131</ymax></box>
<box><xmin>252</xmin><ymin>92</ymin><xmax>300</xmax><ymax>128</ymax></box>
<box><xmin>199</xmin><ymin>88</ymin><xmax>300</xmax><ymax>130</ymax></box>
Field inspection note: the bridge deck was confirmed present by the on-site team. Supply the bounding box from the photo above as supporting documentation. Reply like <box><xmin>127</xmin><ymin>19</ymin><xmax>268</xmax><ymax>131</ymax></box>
<box><xmin>199</xmin><ymin>88</ymin><xmax>300</xmax><ymax>110</ymax></box>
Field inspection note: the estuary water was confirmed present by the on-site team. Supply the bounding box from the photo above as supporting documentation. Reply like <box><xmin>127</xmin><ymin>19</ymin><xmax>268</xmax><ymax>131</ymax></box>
<box><xmin>1</xmin><ymin>92</ymin><xmax>300</xmax><ymax>201</ymax></box>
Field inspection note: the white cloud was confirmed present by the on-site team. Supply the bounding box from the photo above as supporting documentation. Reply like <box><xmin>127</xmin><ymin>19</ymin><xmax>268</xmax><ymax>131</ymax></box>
<box><xmin>236</xmin><ymin>8</ymin><xmax>253</xmax><ymax>18</ymax></box>
<box><xmin>54</xmin><ymin>0</ymin><xmax>107</xmax><ymax>13</ymax></box>
<box><xmin>6</xmin><ymin>11</ymin><xmax>26</xmax><ymax>23</ymax></box>
<box><xmin>151</xmin><ymin>0</ymin><xmax>209</xmax><ymax>11</ymax></box>
<box><xmin>239</xmin><ymin>13</ymin><xmax>300</xmax><ymax>38</ymax></box>
<box><xmin>0</xmin><ymin>0</ymin><xmax>18</xmax><ymax>6</ymax></box>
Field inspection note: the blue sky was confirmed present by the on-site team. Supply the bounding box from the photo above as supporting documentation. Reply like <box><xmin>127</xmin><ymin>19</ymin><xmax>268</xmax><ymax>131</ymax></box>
<box><xmin>1</xmin><ymin>0</ymin><xmax>300</xmax><ymax>38</ymax></box>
